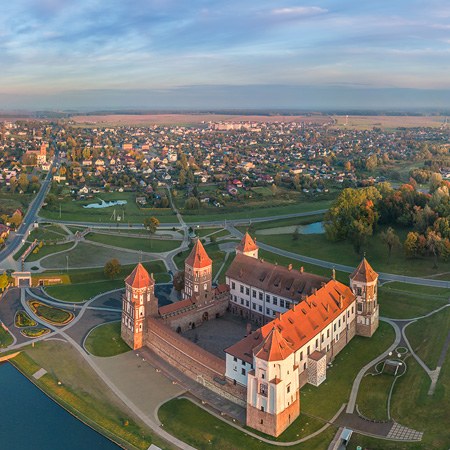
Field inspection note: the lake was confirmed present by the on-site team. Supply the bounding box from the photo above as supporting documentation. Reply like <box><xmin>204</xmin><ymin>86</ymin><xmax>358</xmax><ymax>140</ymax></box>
<box><xmin>0</xmin><ymin>363</ymin><xmax>118</xmax><ymax>450</ymax></box>
<box><xmin>256</xmin><ymin>221</ymin><xmax>325</xmax><ymax>236</ymax></box>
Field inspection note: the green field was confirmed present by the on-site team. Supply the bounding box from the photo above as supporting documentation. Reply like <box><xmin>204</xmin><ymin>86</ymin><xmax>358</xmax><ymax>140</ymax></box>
<box><xmin>85</xmin><ymin>232</ymin><xmax>181</xmax><ymax>253</ymax></box>
<box><xmin>406</xmin><ymin>307</ymin><xmax>450</xmax><ymax>369</ymax></box>
<box><xmin>182</xmin><ymin>198</ymin><xmax>333</xmax><ymax>223</ymax></box>
<box><xmin>378</xmin><ymin>285</ymin><xmax>449</xmax><ymax>319</ymax></box>
<box><xmin>26</xmin><ymin>242</ymin><xmax>74</xmax><ymax>262</ymax></box>
<box><xmin>159</xmin><ymin>398</ymin><xmax>336</xmax><ymax>450</ymax></box>
<box><xmin>28</xmin><ymin>300</ymin><xmax>74</xmax><ymax>325</ymax></box>
<box><xmin>15</xmin><ymin>310</ymin><xmax>37</xmax><ymax>328</ymax></box>
<box><xmin>46</xmin><ymin>279</ymin><xmax>125</xmax><ymax>302</ymax></box>
<box><xmin>255</xmin><ymin>226</ymin><xmax>450</xmax><ymax>278</ymax></box>
<box><xmin>0</xmin><ymin>326</ymin><xmax>13</xmax><ymax>348</ymax></box>
<box><xmin>39</xmin><ymin>191</ymin><xmax>177</xmax><ymax>223</ymax></box>
<box><xmin>85</xmin><ymin>322</ymin><xmax>130</xmax><ymax>356</ymax></box>
<box><xmin>21</xmin><ymin>327</ymin><xmax>50</xmax><ymax>338</ymax></box>
<box><xmin>357</xmin><ymin>372</ymin><xmax>393</xmax><ymax>421</ymax></box>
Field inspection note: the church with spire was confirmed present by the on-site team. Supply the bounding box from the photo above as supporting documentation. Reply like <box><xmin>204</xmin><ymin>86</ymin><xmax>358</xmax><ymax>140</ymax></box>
<box><xmin>121</xmin><ymin>232</ymin><xmax>379</xmax><ymax>438</ymax></box>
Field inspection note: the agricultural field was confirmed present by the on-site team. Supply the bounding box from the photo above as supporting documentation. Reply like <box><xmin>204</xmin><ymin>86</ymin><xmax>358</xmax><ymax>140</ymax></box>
<box><xmin>332</xmin><ymin>115</ymin><xmax>446</xmax><ymax>130</ymax></box>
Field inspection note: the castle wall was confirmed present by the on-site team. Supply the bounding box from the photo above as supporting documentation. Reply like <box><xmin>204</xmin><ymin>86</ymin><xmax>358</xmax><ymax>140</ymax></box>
<box><xmin>145</xmin><ymin>317</ymin><xmax>246</xmax><ymax>406</ymax></box>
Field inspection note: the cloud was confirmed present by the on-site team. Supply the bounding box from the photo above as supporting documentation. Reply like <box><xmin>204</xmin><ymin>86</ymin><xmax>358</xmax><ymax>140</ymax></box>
<box><xmin>271</xmin><ymin>6</ymin><xmax>328</xmax><ymax>17</ymax></box>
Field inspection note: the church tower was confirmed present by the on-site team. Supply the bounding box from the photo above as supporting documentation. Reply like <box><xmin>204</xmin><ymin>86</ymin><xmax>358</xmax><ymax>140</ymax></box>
<box><xmin>121</xmin><ymin>263</ymin><xmax>157</xmax><ymax>350</ymax></box>
<box><xmin>350</xmin><ymin>258</ymin><xmax>379</xmax><ymax>337</ymax></box>
<box><xmin>236</xmin><ymin>232</ymin><xmax>259</xmax><ymax>259</ymax></box>
<box><xmin>183</xmin><ymin>239</ymin><xmax>212</xmax><ymax>306</ymax></box>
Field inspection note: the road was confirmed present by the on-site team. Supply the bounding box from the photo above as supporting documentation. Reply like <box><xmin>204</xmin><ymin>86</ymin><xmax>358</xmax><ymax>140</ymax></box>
<box><xmin>0</xmin><ymin>152</ymin><xmax>57</xmax><ymax>263</ymax></box>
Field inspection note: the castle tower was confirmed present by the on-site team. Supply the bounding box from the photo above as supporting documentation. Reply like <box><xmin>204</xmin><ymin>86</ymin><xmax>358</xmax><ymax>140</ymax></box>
<box><xmin>236</xmin><ymin>232</ymin><xmax>259</xmax><ymax>259</ymax></box>
<box><xmin>183</xmin><ymin>239</ymin><xmax>212</xmax><ymax>306</ymax></box>
<box><xmin>121</xmin><ymin>263</ymin><xmax>157</xmax><ymax>350</ymax></box>
<box><xmin>246</xmin><ymin>327</ymin><xmax>300</xmax><ymax>437</ymax></box>
<box><xmin>350</xmin><ymin>258</ymin><xmax>379</xmax><ymax>337</ymax></box>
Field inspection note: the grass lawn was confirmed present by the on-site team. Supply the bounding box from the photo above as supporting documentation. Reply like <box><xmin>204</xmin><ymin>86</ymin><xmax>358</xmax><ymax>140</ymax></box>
<box><xmin>182</xmin><ymin>198</ymin><xmax>334</xmax><ymax>223</ymax></box>
<box><xmin>405</xmin><ymin>307</ymin><xmax>450</xmax><ymax>369</ymax></box>
<box><xmin>15</xmin><ymin>310</ymin><xmax>37</xmax><ymax>328</ymax></box>
<box><xmin>255</xmin><ymin>226</ymin><xmax>450</xmax><ymax>278</ymax></box>
<box><xmin>39</xmin><ymin>191</ymin><xmax>177</xmax><ymax>223</ymax></box>
<box><xmin>85</xmin><ymin>321</ymin><xmax>130</xmax><ymax>356</ymax></box>
<box><xmin>28</xmin><ymin>300</ymin><xmax>74</xmax><ymax>325</ymax></box>
<box><xmin>46</xmin><ymin>279</ymin><xmax>125</xmax><ymax>302</ymax></box>
<box><xmin>11</xmin><ymin>341</ymin><xmax>162</xmax><ymax>450</ymax></box>
<box><xmin>357</xmin><ymin>373</ymin><xmax>393</xmax><ymax>421</ymax></box>
<box><xmin>378</xmin><ymin>286</ymin><xmax>449</xmax><ymax>320</ymax></box>
<box><xmin>85</xmin><ymin>232</ymin><xmax>181</xmax><ymax>253</ymax></box>
<box><xmin>381</xmin><ymin>282</ymin><xmax>450</xmax><ymax>298</ymax></box>
<box><xmin>29</xmin><ymin>225</ymin><xmax>68</xmax><ymax>242</ymax></box>
<box><xmin>158</xmin><ymin>398</ymin><xmax>336</xmax><ymax>450</ymax></box>
<box><xmin>300</xmin><ymin>321</ymin><xmax>395</xmax><ymax>421</ymax></box>
<box><xmin>21</xmin><ymin>327</ymin><xmax>50</xmax><ymax>338</ymax></box>
<box><xmin>0</xmin><ymin>326</ymin><xmax>13</xmax><ymax>348</ymax></box>
<box><xmin>195</xmin><ymin>227</ymin><xmax>230</xmax><ymax>239</ymax></box>
<box><xmin>26</xmin><ymin>242</ymin><xmax>74</xmax><ymax>262</ymax></box>
<box><xmin>350</xmin><ymin>352</ymin><xmax>450</xmax><ymax>449</ymax></box>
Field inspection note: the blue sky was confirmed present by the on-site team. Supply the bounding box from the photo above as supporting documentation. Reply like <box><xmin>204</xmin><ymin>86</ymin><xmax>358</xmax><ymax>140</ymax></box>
<box><xmin>1</xmin><ymin>0</ymin><xmax>450</xmax><ymax>110</ymax></box>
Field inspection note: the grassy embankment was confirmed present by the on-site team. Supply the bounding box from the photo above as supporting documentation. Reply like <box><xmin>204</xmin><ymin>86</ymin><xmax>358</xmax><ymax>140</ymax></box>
<box><xmin>10</xmin><ymin>341</ymin><xmax>168</xmax><ymax>450</ymax></box>
<box><xmin>350</xmin><ymin>307</ymin><xmax>450</xmax><ymax>449</ymax></box>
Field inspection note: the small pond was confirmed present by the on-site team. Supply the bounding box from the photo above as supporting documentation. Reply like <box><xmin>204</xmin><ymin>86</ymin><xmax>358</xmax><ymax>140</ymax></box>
<box><xmin>83</xmin><ymin>199</ymin><xmax>127</xmax><ymax>209</ymax></box>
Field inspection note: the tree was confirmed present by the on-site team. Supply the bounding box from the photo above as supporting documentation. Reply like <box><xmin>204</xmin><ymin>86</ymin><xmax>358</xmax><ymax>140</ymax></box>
<box><xmin>185</xmin><ymin>197</ymin><xmax>200</xmax><ymax>210</ymax></box>
<box><xmin>0</xmin><ymin>272</ymin><xmax>8</xmax><ymax>292</ymax></box>
<box><xmin>144</xmin><ymin>216</ymin><xmax>160</xmax><ymax>237</ymax></box>
<box><xmin>426</xmin><ymin>231</ymin><xmax>442</xmax><ymax>268</ymax></box>
<box><xmin>429</xmin><ymin>172</ymin><xmax>443</xmax><ymax>192</ymax></box>
<box><xmin>404</xmin><ymin>232</ymin><xmax>418</xmax><ymax>258</ymax></box>
<box><xmin>18</xmin><ymin>173</ymin><xmax>29</xmax><ymax>192</ymax></box>
<box><xmin>173</xmin><ymin>271</ymin><xmax>185</xmax><ymax>292</ymax></box>
<box><xmin>104</xmin><ymin>259</ymin><xmax>121</xmax><ymax>279</ymax></box>
<box><xmin>380</xmin><ymin>226</ymin><xmax>400</xmax><ymax>262</ymax></box>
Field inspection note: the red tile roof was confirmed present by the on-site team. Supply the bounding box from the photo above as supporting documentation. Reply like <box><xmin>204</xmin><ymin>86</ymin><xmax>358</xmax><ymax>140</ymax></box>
<box><xmin>159</xmin><ymin>298</ymin><xmax>194</xmax><ymax>316</ymax></box>
<box><xmin>125</xmin><ymin>263</ymin><xmax>153</xmax><ymax>289</ymax></box>
<box><xmin>185</xmin><ymin>239</ymin><xmax>212</xmax><ymax>269</ymax></box>
<box><xmin>254</xmin><ymin>326</ymin><xmax>294</xmax><ymax>362</ymax></box>
<box><xmin>350</xmin><ymin>258</ymin><xmax>378</xmax><ymax>283</ymax></box>
<box><xmin>236</xmin><ymin>233</ymin><xmax>258</xmax><ymax>253</ymax></box>
<box><xmin>225</xmin><ymin>279</ymin><xmax>355</xmax><ymax>363</ymax></box>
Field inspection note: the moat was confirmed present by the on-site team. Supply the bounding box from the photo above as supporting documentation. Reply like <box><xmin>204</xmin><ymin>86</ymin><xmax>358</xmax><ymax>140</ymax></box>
<box><xmin>0</xmin><ymin>363</ymin><xmax>118</xmax><ymax>450</ymax></box>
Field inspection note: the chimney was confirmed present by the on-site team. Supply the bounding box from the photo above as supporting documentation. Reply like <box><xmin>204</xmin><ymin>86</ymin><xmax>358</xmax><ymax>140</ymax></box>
<box><xmin>338</xmin><ymin>294</ymin><xmax>343</xmax><ymax>308</ymax></box>
<box><xmin>275</xmin><ymin>312</ymin><xmax>281</xmax><ymax>319</ymax></box>
<box><xmin>300</xmin><ymin>266</ymin><xmax>304</xmax><ymax>273</ymax></box>
<box><xmin>312</xmin><ymin>288</ymin><xmax>317</xmax><ymax>294</ymax></box>
<box><xmin>288</xmin><ymin>264</ymin><xmax>292</xmax><ymax>271</ymax></box>
<box><xmin>332</xmin><ymin>268</ymin><xmax>336</xmax><ymax>280</ymax></box>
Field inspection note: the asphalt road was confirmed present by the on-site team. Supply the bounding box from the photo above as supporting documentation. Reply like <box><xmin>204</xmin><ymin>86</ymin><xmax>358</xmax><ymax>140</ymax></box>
<box><xmin>0</xmin><ymin>150</ymin><xmax>59</xmax><ymax>264</ymax></box>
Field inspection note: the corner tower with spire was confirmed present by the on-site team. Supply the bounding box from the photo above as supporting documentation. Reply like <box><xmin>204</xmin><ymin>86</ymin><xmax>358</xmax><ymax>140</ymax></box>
<box><xmin>121</xmin><ymin>263</ymin><xmax>157</xmax><ymax>349</ymax></box>
<box><xmin>350</xmin><ymin>257</ymin><xmax>379</xmax><ymax>337</ymax></box>
<box><xmin>183</xmin><ymin>238</ymin><xmax>213</xmax><ymax>306</ymax></box>
<box><xmin>236</xmin><ymin>232</ymin><xmax>259</xmax><ymax>259</ymax></box>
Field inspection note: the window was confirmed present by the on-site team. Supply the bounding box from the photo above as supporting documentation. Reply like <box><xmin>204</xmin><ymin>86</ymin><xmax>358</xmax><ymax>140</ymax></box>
<box><xmin>260</xmin><ymin>383</ymin><xmax>268</xmax><ymax>396</ymax></box>
<box><xmin>241</xmin><ymin>368</ymin><xmax>246</xmax><ymax>375</ymax></box>
<box><xmin>240</xmin><ymin>285</ymin><xmax>244</xmax><ymax>294</ymax></box>
<box><xmin>307</xmin><ymin>345</ymin><xmax>310</xmax><ymax>356</ymax></box>
<box><xmin>327</xmin><ymin>329</ymin><xmax>330</xmax><ymax>338</ymax></box>
<box><xmin>242</xmin><ymin>360</ymin><xmax>245</xmax><ymax>365</ymax></box>
<box><xmin>280</xmin><ymin>299</ymin><xmax>285</xmax><ymax>308</ymax></box>
<box><xmin>266</xmin><ymin>294</ymin><xmax>270</xmax><ymax>302</ymax></box>
<box><xmin>300</xmin><ymin>351</ymin><xmax>303</xmax><ymax>361</ymax></box>
<box><xmin>258</xmin><ymin>305</ymin><xmax>262</xmax><ymax>312</ymax></box>
<box><xmin>252</xmin><ymin>290</ymin><xmax>256</xmax><ymax>298</ymax></box>
<box><xmin>357</xmin><ymin>287</ymin><xmax>362</xmax><ymax>296</ymax></box>
<box><xmin>246</xmin><ymin>287</ymin><xmax>250</xmax><ymax>296</ymax></box>
<box><xmin>261</xmin><ymin>406</ymin><xmax>265</xmax><ymax>412</ymax></box>
<box><xmin>246</xmin><ymin>300</ymin><xmax>249</xmax><ymax>307</ymax></box>
<box><xmin>287</xmin><ymin>384</ymin><xmax>291</xmax><ymax>394</ymax></box>
<box><xmin>231</xmin><ymin>282</ymin><xmax>235</xmax><ymax>289</ymax></box>
<box><xmin>315</xmin><ymin>338</ymin><xmax>319</xmax><ymax>348</ymax></box>
<box><xmin>347</xmin><ymin>311</ymin><xmax>350</xmax><ymax>318</ymax></box>
<box><xmin>273</xmin><ymin>297</ymin><xmax>278</xmax><ymax>305</ymax></box>
<box><xmin>357</xmin><ymin>303</ymin><xmax>363</xmax><ymax>312</ymax></box>
<box><xmin>285</xmin><ymin>301</ymin><xmax>290</xmax><ymax>309</ymax></box>
<box><xmin>233</xmin><ymin>357</ymin><xmax>237</xmax><ymax>362</ymax></box>
<box><xmin>321</xmin><ymin>333</ymin><xmax>324</xmax><ymax>343</ymax></box>
<box><xmin>259</xmin><ymin>292</ymin><xmax>263</xmax><ymax>300</ymax></box>
<box><xmin>303</xmin><ymin>362</ymin><xmax>307</xmax><ymax>370</ymax></box>
<box><xmin>334</xmin><ymin>323</ymin><xmax>336</xmax><ymax>332</ymax></box>
<box><xmin>266</xmin><ymin>308</ymin><xmax>271</xmax><ymax>315</ymax></box>
<box><xmin>352</xmin><ymin>306</ymin><xmax>354</xmax><ymax>314</ymax></box>
<box><xmin>240</xmin><ymin>298</ymin><xmax>244</xmax><ymax>305</ymax></box>
<box><xmin>252</xmin><ymin>303</ymin><xmax>256</xmax><ymax>310</ymax></box>
<box><xmin>338</xmin><ymin>319</ymin><xmax>341</xmax><ymax>327</ymax></box>
<box><xmin>234</xmin><ymin>295</ymin><xmax>237</xmax><ymax>301</ymax></box>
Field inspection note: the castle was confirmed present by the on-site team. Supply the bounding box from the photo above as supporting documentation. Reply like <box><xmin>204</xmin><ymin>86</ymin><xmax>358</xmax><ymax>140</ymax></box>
<box><xmin>121</xmin><ymin>233</ymin><xmax>379</xmax><ymax>437</ymax></box>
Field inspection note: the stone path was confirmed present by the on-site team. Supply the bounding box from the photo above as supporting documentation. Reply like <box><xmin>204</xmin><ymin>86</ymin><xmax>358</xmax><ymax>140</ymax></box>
<box><xmin>387</xmin><ymin>422</ymin><xmax>423</xmax><ymax>441</ymax></box>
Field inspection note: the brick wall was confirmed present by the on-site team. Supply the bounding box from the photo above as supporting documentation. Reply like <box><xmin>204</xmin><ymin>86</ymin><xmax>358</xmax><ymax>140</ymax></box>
<box><xmin>145</xmin><ymin>317</ymin><xmax>246</xmax><ymax>405</ymax></box>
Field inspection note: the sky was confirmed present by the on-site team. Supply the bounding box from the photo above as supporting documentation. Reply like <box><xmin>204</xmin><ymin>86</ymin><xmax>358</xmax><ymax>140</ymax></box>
<box><xmin>1</xmin><ymin>0</ymin><xmax>450</xmax><ymax>110</ymax></box>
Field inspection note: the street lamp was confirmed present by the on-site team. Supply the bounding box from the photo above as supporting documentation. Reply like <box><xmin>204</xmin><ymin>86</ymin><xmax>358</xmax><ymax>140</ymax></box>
<box><xmin>66</xmin><ymin>255</ymin><xmax>69</xmax><ymax>273</ymax></box>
